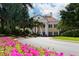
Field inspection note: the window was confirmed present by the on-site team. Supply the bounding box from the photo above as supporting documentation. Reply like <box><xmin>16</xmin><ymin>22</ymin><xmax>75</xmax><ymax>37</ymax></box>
<box><xmin>54</xmin><ymin>32</ymin><xmax>58</xmax><ymax>36</ymax></box>
<box><xmin>38</xmin><ymin>17</ymin><xmax>40</xmax><ymax>19</ymax></box>
<box><xmin>54</xmin><ymin>24</ymin><xmax>57</xmax><ymax>28</ymax></box>
<box><xmin>43</xmin><ymin>24</ymin><xmax>45</xmax><ymax>28</ymax></box>
<box><xmin>48</xmin><ymin>32</ymin><xmax>52</xmax><ymax>36</ymax></box>
<box><xmin>48</xmin><ymin>24</ymin><xmax>52</xmax><ymax>28</ymax></box>
<box><xmin>43</xmin><ymin>32</ymin><xmax>45</xmax><ymax>35</ymax></box>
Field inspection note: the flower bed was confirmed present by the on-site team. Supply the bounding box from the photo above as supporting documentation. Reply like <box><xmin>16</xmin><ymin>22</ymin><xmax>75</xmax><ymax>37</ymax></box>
<box><xmin>0</xmin><ymin>37</ymin><xmax>64</xmax><ymax>56</ymax></box>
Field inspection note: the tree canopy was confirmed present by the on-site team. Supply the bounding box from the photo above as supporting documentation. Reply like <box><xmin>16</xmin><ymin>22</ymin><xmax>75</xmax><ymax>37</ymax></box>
<box><xmin>0</xmin><ymin>3</ymin><xmax>33</xmax><ymax>36</ymax></box>
<box><xmin>58</xmin><ymin>3</ymin><xmax>79</xmax><ymax>36</ymax></box>
<box><xmin>0</xmin><ymin>3</ymin><xmax>44</xmax><ymax>36</ymax></box>
<box><xmin>58</xmin><ymin>3</ymin><xmax>79</xmax><ymax>31</ymax></box>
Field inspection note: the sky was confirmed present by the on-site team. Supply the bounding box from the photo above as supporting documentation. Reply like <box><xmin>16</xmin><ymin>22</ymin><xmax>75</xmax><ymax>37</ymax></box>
<box><xmin>29</xmin><ymin>3</ymin><xmax>69</xmax><ymax>20</ymax></box>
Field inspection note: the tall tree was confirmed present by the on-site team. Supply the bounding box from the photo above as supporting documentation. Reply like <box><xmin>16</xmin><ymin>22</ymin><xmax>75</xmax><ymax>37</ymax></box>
<box><xmin>59</xmin><ymin>3</ymin><xmax>79</xmax><ymax>31</ymax></box>
<box><xmin>0</xmin><ymin>3</ymin><xmax>33</xmax><ymax>34</ymax></box>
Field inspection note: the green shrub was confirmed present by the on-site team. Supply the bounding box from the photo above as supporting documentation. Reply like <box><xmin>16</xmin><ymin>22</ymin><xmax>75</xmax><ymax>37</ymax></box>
<box><xmin>0</xmin><ymin>34</ymin><xmax>6</xmax><ymax>37</ymax></box>
<box><xmin>61</xmin><ymin>29</ymin><xmax>79</xmax><ymax>37</ymax></box>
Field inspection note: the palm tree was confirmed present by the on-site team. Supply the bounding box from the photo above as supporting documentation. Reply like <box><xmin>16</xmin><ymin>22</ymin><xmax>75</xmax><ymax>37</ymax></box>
<box><xmin>33</xmin><ymin>20</ymin><xmax>44</xmax><ymax>35</ymax></box>
<box><xmin>37</xmin><ymin>22</ymin><xmax>44</xmax><ymax>35</ymax></box>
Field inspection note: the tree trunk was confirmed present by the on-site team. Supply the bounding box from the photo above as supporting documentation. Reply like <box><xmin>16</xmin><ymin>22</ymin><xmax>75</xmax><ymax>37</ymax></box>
<box><xmin>0</xmin><ymin>17</ymin><xmax>4</xmax><ymax>33</ymax></box>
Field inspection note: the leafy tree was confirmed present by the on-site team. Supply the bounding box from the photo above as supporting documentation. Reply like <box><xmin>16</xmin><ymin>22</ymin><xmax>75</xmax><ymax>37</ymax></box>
<box><xmin>0</xmin><ymin>3</ymin><xmax>33</xmax><ymax>36</ymax></box>
<box><xmin>58</xmin><ymin>3</ymin><xmax>79</xmax><ymax>36</ymax></box>
<box><xmin>59</xmin><ymin>3</ymin><xmax>79</xmax><ymax>31</ymax></box>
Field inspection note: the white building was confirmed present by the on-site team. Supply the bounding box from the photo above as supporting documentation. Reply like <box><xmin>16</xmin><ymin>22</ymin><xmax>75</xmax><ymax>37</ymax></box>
<box><xmin>33</xmin><ymin>15</ymin><xmax>59</xmax><ymax>36</ymax></box>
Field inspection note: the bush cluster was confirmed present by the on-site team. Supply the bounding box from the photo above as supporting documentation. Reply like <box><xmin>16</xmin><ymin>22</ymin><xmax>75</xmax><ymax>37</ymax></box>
<box><xmin>0</xmin><ymin>29</ymin><xmax>31</xmax><ymax>37</ymax></box>
<box><xmin>61</xmin><ymin>29</ymin><xmax>79</xmax><ymax>37</ymax></box>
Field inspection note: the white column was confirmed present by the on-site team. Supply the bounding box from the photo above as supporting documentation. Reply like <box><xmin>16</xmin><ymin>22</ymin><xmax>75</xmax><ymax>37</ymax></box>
<box><xmin>40</xmin><ymin>27</ymin><xmax>43</xmax><ymax>35</ymax></box>
<box><xmin>52</xmin><ymin>32</ymin><xmax>54</xmax><ymax>36</ymax></box>
<box><xmin>36</xmin><ymin>27</ymin><xmax>38</xmax><ymax>33</ymax></box>
<box><xmin>58</xmin><ymin>30</ymin><xmax>60</xmax><ymax>35</ymax></box>
<box><xmin>33</xmin><ymin>27</ymin><xmax>37</xmax><ymax>33</ymax></box>
<box><xmin>45</xmin><ymin>23</ymin><xmax>48</xmax><ymax>36</ymax></box>
<box><xmin>52</xmin><ymin>24</ymin><xmax>54</xmax><ymax>36</ymax></box>
<box><xmin>32</xmin><ymin>28</ymin><xmax>34</xmax><ymax>33</ymax></box>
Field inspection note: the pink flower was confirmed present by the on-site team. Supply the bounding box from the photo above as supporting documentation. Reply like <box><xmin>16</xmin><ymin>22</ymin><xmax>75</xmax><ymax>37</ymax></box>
<box><xmin>45</xmin><ymin>52</ymin><xmax>49</xmax><ymax>56</ymax></box>
<box><xmin>59</xmin><ymin>52</ymin><xmax>64</xmax><ymax>56</ymax></box>
<box><xmin>11</xmin><ymin>48</ymin><xmax>18</xmax><ymax>53</ymax></box>
<box><xmin>0</xmin><ymin>36</ymin><xmax>66</xmax><ymax>56</ymax></box>
<box><xmin>25</xmin><ymin>53</ymin><xmax>33</xmax><ymax>56</ymax></box>
<box><xmin>21</xmin><ymin>45</ymin><xmax>29</xmax><ymax>53</ymax></box>
<box><xmin>7</xmin><ymin>41</ymin><xmax>15</xmax><ymax>46</ymax></box>
<box><xmin>22</xmin><ymin>48</ymin><xmax>28</xmax><ymax>53</ymax></box>
<box><xmin>29</xmin><ymin>48</ymin><xmax>35</xmax><ymax>50</ymax></box>
<box><xmin>56</xmin><ymin>52</ymin><xmax>64</xmax><ymax>56</ymax></box>
<box><xmin>11</xmin><ymin>52</ymin><xmax>23</xmax><ymax>56</ymax></box>
<box><xmin>2</xmin><ymin>37</ymin><xmax>10</xmax><ymax>40</ymax></box>
<box><xmin>10</xmin><ymin>48</ymin><xmax>23</xmax><ymax>56</ymax></box>
<box><xmin>30</xmin><ymin>49</ymin><xmax>40</xmax><ymax>56</ymax></box>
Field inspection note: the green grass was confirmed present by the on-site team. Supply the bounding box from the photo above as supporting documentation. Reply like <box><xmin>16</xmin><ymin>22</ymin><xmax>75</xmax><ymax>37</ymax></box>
<box><xmin>53</xmin><ymin>36</ymin><xmax>79</xmax><ymax>43</ymax></box>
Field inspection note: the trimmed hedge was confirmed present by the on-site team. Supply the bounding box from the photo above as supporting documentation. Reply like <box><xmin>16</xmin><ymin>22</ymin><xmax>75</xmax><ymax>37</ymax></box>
<box><xmin>61</xmin><ymin>29</ymin><xmax>79</xmax><ymax>37</ymax></box>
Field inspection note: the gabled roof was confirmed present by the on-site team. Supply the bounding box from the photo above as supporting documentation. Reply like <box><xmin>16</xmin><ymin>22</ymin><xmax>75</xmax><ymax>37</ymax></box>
<box><xmin>33</xmin><ymin>15</ymin><xmax>58</xmax><ymax>23</ymax></box>
<box><xmin>43</xmin><ymin>16</ymin><xmax>58</xmax><ymax>22</ymax></box>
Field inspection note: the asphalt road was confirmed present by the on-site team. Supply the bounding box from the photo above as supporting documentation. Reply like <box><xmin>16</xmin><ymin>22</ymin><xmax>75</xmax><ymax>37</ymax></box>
<box><xmin>17</xmin><ymin>37</ymin><xmax>79</xmax><ymax>56</ymax></box>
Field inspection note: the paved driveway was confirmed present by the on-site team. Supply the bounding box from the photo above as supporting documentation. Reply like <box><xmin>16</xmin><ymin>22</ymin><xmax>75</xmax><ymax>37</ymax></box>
<box><xmin>17</xmin><ymin>37</ymin><xmax>79</xmax><ymax>56</ymax></box>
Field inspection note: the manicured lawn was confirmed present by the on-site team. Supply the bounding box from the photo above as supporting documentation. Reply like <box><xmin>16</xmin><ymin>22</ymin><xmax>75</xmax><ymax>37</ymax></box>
<box><xmin>53</xmin><ymin>36</ymin><xmax>79</xmax><ymax>43</ymax></box>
